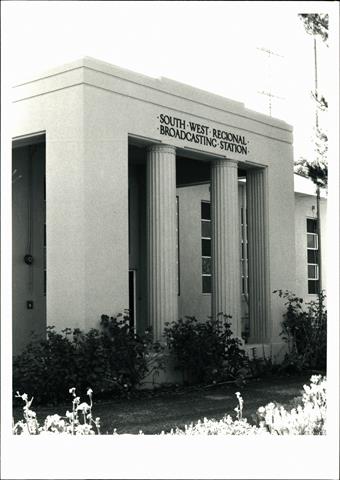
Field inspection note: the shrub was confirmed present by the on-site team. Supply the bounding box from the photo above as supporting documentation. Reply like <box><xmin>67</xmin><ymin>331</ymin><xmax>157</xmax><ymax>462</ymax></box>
<box><xmin>13</xmin><ymin>313</ymin><xmax>164</xmax><ymax>405</ymax></box>
<box><xmin>13</xmin><ymin>327</ymin><xmax>78</xmax><ymax>405</ymax></box>
<box><xmin>163</xmin><ymin>315</ymin><xmax>248</xmax><ymax>385</ymax></box>
<box><xmin>274</xmin><ymin>290</ymin><xmax>327</xmax><ymax>371</ymax></box>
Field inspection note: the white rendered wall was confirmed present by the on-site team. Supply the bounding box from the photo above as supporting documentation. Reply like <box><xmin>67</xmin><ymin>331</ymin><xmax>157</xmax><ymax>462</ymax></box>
<box><xmin>82</xmin><ymin>88</ymin><xmax>129</xmax><ymax>330</ymax></box>
<box><xmin>13</xmin><ymin>86</ymin><xmax>87</xmax><ymax>331</ymax></box>
<box><xmin>12</xmin><ymin>84</ymin><xmax>129</xmax><ymax>334</ymax></box>
<box><xmin>265</xmin><ymin>141</ymin><xmax>296</xmax><ymax>344</ymax></box>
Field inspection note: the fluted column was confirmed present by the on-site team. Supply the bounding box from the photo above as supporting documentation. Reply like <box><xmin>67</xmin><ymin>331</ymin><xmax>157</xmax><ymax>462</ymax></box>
<box><xmin>147</xmin><ymin>144</ymin><xmax>178</xmax><ymax>341</ymax></box>
<box><xmin>211</xmin><ymin>158</ymin><xmax>241</xmax><ymax>337</ymax></box>
<box><xmin>246</xmin><ymin>168</ymin><xmax>270</xmax><ymax>343</ymax></box>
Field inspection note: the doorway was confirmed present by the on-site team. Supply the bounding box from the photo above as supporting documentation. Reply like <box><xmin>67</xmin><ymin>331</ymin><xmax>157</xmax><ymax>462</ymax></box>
<box><xmin>12</xmin><ymin>136</ymin><xmax>46</xmax><ymax>355</ymax></box>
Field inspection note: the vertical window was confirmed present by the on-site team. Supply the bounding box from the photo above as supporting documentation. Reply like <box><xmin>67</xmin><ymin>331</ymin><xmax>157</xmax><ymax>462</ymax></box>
<box><xmin>200</xmin><ymin>199</ymin><xmax>247</xmax><ymax>296</ymax></box>
<box><xmin>201</xmin><ymin>201</ymin><xmax>211</xmax><ymax>293</ymax></box>
<box><xmin>240</xmin><ymin>206</ymin><xmax>248</xmax><ymax>295</ymax></box>
<box><xmin>307</xmin><ymin>218</ymin><xmax>319</xmax><ymax>294</ymax></box>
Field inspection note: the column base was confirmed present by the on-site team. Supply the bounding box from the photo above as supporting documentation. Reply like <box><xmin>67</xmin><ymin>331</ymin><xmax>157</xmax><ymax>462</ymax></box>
<box><xmin>244</xmin><ymin>342</ymin><xmax>288</xmax><ymax>364</ymax></box>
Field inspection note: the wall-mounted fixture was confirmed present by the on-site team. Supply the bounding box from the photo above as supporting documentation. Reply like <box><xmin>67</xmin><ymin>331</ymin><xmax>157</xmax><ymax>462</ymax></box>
<box><xmin>24</xmin><ymin>254</ymin><xmax>33</xmax><ymax>265</ymax></box>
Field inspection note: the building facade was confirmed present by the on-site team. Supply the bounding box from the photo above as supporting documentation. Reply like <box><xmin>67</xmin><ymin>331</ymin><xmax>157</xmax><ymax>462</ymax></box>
<box><xmin>12</xmin><ymin>57</ymin><xmax>326</xmax><ymax>360</ymax></box>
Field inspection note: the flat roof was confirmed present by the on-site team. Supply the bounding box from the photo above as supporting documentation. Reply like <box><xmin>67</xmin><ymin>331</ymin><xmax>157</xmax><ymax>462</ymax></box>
<box><xmin>294</xmin><ymin>173</ymin><xmax>327</xmax><ymax>198</ymax></box>
<box><xmin>13</xmin><ymin>56</ymin><xmax>293</xmax><ymax>134</ymax></box>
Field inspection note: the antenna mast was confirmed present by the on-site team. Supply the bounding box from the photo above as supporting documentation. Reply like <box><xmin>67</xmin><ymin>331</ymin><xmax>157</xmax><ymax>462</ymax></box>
<box><xmin>257</xmin><ymin>46</ymin><xmax>285</xmax><ymax>116</ymax></box>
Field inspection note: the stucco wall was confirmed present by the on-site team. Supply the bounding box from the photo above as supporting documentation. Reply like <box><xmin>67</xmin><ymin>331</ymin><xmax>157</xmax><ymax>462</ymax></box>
<box><xmin>13</xmin><ymin>86</ymin><xmax>88</xmax><ymax>332</ymax></box>
<box><xmin>83</xmin><ymin>89</ymin><xmax>129</xmax><ymax>330</ymax></box>
<box><xmin>12</xmin><ymin>84</ymin><xmax>129</xmax><ymax>334</ymax></box>
<box><xmin>266</xmin><ymin>142</ymin><xmax>296</xmax><ymax>342</ymax></box>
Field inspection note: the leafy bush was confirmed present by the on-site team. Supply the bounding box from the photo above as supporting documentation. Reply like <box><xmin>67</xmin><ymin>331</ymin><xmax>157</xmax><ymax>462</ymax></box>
<box><xmin>13</xmin><ymin>327</ymin><xmax>78</xmax><ymax>405</ymax></box>
<box><xmin>274</xmin><ymin>290</ymin><xmax>327</xmax><ymax>371</ymax></box>
<box><xmin>13</xmin><ymin>313</ymin><xmax>164</xmax><ymax>405</ymax></box>
<box><xmin>163</xmin><ymin>315</ymin><xmax>248</xmax><ymax>385</ymax></box>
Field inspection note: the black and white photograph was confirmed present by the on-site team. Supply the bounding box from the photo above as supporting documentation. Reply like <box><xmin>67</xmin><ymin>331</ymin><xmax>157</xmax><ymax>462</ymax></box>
<box><xmin>1</xmin><ymin>1</ymin><xmax>339</xmax><ymax>479</ymax></box>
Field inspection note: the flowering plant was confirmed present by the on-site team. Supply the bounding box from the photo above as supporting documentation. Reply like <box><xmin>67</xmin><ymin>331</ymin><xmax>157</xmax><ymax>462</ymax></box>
<box><xmin>164</xmin><ymin>375</ymin><xmax>327</xmax><ymax>435</ymax></box>
<box><xmin>256</xmin><ymin>375</ymin><xmax>326</xmax><ymax>435</ymax></box>
<box><xmin>13</xmin><ymin>388</ymin><xmax>100</xmax><ymax>435</ymax></box>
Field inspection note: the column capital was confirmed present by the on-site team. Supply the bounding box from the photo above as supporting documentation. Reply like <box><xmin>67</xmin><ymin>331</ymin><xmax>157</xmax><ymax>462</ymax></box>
<box><xmin>147</xmin><ymin>143</ymin><xmax>176</xmax><ymax>155</ymax></box>
<box><xmin>212</xmin><ymin>158</ymin><xmax>238</xmax><ymax>169</ymax></box>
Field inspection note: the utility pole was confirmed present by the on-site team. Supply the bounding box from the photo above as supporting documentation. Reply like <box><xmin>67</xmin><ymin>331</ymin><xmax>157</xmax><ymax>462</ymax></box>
<box><xmin>256</xmin><ymin>47</ymin><xmax>285</xmax><ymax>116</ymax></box>
<box><xmin>313</xmin><ymin>36</ymin><xmax>322</xmax><ymax>293</ymax></box>
<box><xmin>314</xmin><ymin>38</ymin><xmax>319</xmax><ymax>129</ymax></box>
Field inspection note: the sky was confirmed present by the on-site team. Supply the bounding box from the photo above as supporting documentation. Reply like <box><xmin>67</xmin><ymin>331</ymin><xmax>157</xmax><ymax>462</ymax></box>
<box><xmin>1</xmin><ymin>1</ymin><xmax>336</xmax><ymax>161</ymax></box>
<box><xmin>1</xmin><ymin>2</ymin><xmax>339</xmax><ymax>479</ymax></box>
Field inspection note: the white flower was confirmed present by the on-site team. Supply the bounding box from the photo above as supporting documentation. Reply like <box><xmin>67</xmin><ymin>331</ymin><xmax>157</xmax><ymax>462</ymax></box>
<box><xmin>77</xmin><ymin>402</ymin><xmax>90</xmax><ymax>412</ymax></box>
<box><xmin>44</xmin><ymin>414</ymin><xmax>62</xmax><ymax>430</ymax></box>
<box><xmin>26</xmin><ymin>409</ymin><xmax>36</xmax><ymax>418</ymax></box>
